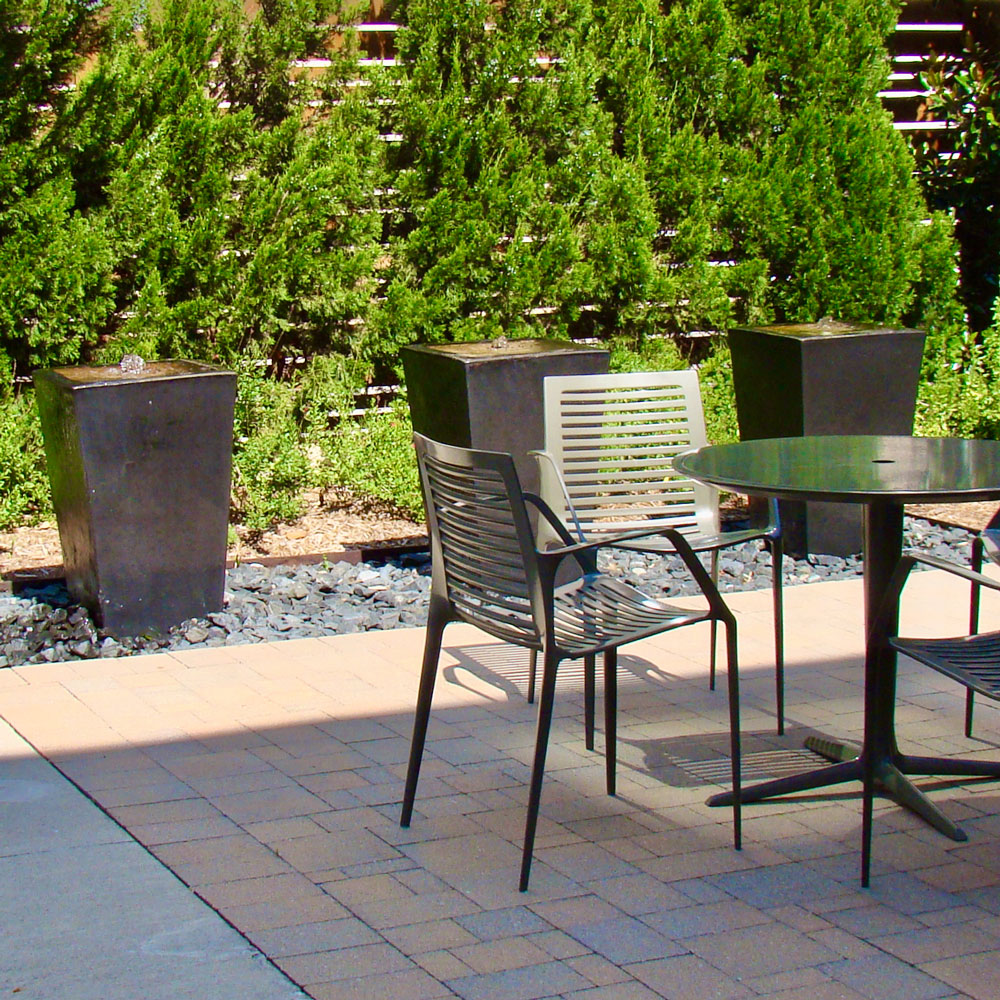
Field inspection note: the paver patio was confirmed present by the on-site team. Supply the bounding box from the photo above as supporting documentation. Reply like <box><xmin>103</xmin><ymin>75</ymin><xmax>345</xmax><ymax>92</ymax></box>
<box><xmin>3</xmin><ymin>568</ymin><xmax>1000</xmax><ymax>999</ymax></box>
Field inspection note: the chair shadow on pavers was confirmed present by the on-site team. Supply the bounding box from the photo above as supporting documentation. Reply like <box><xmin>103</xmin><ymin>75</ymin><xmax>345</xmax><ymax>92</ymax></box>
<box><xmin>622</xmin><ymin>727</ymin><xmax>846</xmax><ymax>791</ymax></box>
<box><xmin>440</xmin><ymin>643</ymin><xmax>542</xmax><ymax>703</ymax></box>
<box><xmin>439</xmin><ymin>644</ymin><xmax>678</xmax><ymax>704</ymax></box>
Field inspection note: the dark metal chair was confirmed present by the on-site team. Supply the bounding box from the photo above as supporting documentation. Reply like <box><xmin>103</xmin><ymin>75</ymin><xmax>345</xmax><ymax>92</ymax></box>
<box><xmin>870</xmin><ymin>551</ymin><xmax>1000</xmax><ymax>878</ymax></box>
<box><xmin>532</xmin><ymin>370</ymin><xmax>785</xmax><ymax>732</ymax></box>
<box><xmin>401</xmin><ymin>433</ymin><xmax>742</xmax><ymax>891</ymax></box>
<box><xmin>968</xmin><ymin>510</ymin><xmax>1000</xmax><ymax>735</ymax></box>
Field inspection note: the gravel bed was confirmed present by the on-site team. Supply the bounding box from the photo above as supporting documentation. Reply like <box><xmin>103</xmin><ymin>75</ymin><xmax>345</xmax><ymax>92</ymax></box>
<box><xmin>0</xmin><ymin>518</ymin><xmax>976</xmax><ymax>668</ymax></box>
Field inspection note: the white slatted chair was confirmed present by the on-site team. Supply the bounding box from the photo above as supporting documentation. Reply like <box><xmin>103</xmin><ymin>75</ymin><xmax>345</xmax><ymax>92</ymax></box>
<box><xmin>531</xmin><ymin>369</ymin><xmax>785</xmax><ymax>734</ymax></box>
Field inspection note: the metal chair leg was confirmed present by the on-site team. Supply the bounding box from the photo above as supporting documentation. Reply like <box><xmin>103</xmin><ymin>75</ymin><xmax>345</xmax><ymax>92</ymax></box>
<box><xmin>771</xmin><ymin>535</ymin><xmax>785</xmax><ymax>735</ymax></box>
<box><xmin>584</xmin><ymin>654</ymin><xmax>596</xmax><ymax>751</ymax></box>
<box><xmin>724</xmin><ymin>618</ymin><xmax>741</xmax><ymax>851</ymax></box>
<box><xmin>604</xmin><ymin>649</ymin><xmax>617</xmax><ymax>796</ymax></box>
<box><xmin>861</xmin><ymin>749</ymin><xmax>875</xmax><ymax>888</ymax></box>
<box><xmin>527</xmin><ymin>650</ymin><xmax>537</xmax><ymax>704</ymax></box>
<box><xmin>401</xmin><ymin>597</ymin><xmax>450</xmax><ymax>827</ymax></box>
<box><xmin>709</xmin><ymin>549</ymin><xmax>720</xmax><ymax>690</ymax></box>
<box><xmin>968</xmin><ymin>537</ymin><xmax>984</xmax><ymax>737</ymax></box>
<box><xmin>520</xmin><ymin>645</ymin><xmax>560</xmax><ymax>892</ymax></box>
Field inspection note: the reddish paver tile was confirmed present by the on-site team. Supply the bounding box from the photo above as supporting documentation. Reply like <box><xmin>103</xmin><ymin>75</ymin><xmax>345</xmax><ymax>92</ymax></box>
<box><xmin>6</xmin><ymin>572</ymin><xmax>1000</xmax><ymax>999</ymax></box>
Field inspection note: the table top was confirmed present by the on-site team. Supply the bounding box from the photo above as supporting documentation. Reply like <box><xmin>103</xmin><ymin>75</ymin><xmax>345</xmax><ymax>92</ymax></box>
<box><xmin>673</xmin><ymin>435</ymin><xmax>1000</xmax><ymax>505</ymax></box>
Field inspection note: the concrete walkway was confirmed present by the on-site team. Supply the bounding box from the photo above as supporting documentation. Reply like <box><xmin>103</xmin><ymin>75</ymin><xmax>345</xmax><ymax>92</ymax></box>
<box><xmin>3</xmin><ymin>570</ymin><xmax>1000</xmax><ymax>999</ymax></box>
<box><xmin>0</xmin><ymin>721</ymin><xmax>307</xmax><ymax>999</ymax></box>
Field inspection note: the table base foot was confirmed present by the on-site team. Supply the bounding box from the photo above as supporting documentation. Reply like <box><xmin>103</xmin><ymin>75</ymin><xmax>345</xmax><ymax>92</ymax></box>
<box><xmin>805</xmin><ymin>735</ymin><xmax>861</xmax><ymax>764</ymax></box>
<box><xmin>707</xmin><ymin>751</ymin><xmax>995</xmax><ymax>844</ymax></box>
<box><xmin>707</xmin><ymin>759</ymin><xmax>859</xmax><ymax>807</ymax></box>
<box><xmin>877</xmin><ymin>759</ymin><xmax>967</xmax><ymax>842</ymax></box>
<box><xmin>902</xmin><ymin>754</ymin><xmax>1000</xmax><ymax>781</ymax></box>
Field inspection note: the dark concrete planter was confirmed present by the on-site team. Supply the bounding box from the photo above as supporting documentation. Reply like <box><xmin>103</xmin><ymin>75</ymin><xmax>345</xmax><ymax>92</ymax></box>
<box><xmin>401</xmin><ymin>338</ymin><xmax>610</xmax><ymax>495</ymax></box>
<box><xmin>33</xmin><ymin>360</ymin><xmax>236</xmax><ymax>636</ymax></box>
<box><xmin>728</xmin><ymin>322</ymin><xmax>926</xmax><ymax>557</ymax></box>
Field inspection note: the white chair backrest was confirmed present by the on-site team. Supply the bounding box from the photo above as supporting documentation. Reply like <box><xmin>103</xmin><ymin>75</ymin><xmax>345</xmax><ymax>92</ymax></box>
<box><xmin>538</xmin><ymin>369</ymin><xmax>720</xmax><ymax>542</ymax></box>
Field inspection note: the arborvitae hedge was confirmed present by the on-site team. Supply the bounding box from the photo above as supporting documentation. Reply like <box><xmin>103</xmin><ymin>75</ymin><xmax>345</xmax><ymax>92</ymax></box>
<box><xmin>0</xmin><ymin>0</ymin><xmax>968</xmax><ymax>383</ymax></box>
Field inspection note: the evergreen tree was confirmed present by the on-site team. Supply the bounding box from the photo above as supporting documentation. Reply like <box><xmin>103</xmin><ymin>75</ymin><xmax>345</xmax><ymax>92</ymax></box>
<box><xmin>0</xmin><ymin>0</ymin><xmax>114</xmax><ymax>378</ymax></box>
<box><xmin>372</xmin><ymin>0</ymin><xmax>657</xmax><ymax>354</ymax></box>
<box><xmin>593</xmin><ymin>0</ymin><xmax>954</xmax><ymax>335</ymax></box>
<box><xmin>48</xmin><ymin>0</ymin><xmax>385</xmax><ymax>364</ymax></box>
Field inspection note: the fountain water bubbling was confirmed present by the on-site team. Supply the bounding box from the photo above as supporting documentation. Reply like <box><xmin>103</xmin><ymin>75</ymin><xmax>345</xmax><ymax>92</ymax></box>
<box><xmin>119</xmin><ymin>354</ymin><xmax>146</xmax><ymax>375</ymax></box>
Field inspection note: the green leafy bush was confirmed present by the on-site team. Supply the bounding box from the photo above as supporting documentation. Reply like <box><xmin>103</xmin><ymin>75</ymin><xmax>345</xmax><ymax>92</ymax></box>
<box><xmin>609</xmin><ymin>335</ymin><xmax>685</xmax><ymax>374</ymax></box>
<box><xmin>0</xmin><ymin>389</ymin><xmax>54</xmax><ymax>527</ymax></box>
<box><xmin>696</xmin><ymin>341</ymin><xmax>739</xmax><ymax>446</ymax></box>
<box><xmin>231</xmin><ymin>363</ymin><xmax>312</xmax><ymax>532</ymax></box>
<box><xmin>916</xmin><ymin>300</ymin><xmax>1000</xmax><ymax>440</ymax></box>
<box><xmin>0</xmin><ymin>0</ymin><xmax>115</xmax><ymax>379</ymax></box>
<box><xmin>230</xmin><ymin>356</ymin><xmax>422</xmax><ymax>533</ymax></box>
<box><xmin>4</xmin><ymin>0</ymin><xmax>387</xmax><ymax>370</ymax></box>
<box><xmin>371</xmin><ymin>0</ymin><xmax>659</xmax><ymax>356</ymax></box>
<box><xmin>609</xmin><ymin>332</ymin><xmax>737</xmax><ymax>444</ymax></box>
<box><xmin>326</xmin><ymin>401</ymin><xmax>423</xmax><ymax>520</ymax></box>
<box><xmin>593</xmin><ymin>0</ymin><xmax>943</xmax><ymax>336</ymax></box>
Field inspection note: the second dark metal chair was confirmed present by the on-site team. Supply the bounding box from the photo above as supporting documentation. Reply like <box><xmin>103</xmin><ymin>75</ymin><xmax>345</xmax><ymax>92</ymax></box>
<box><xmin>866</xmin><ymin>551</ymin><xmax>1000</xmax><ymax>880</ymax></box>
<box><xmin>968</xmin><ymin>510</ymin><xmax>1000</xmax><ymax>735</ymax></box>
<box><xmin>400</xmin><ymin>433</ymin><xmax>743</xmax><ymax>891</ymax></box>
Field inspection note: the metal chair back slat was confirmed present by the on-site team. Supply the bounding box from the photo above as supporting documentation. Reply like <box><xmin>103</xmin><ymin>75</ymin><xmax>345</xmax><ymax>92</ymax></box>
<box><xmin>418</xmin><ymin>441</ymin><xmax>540</xmax><ymax>647</ymax></box>
<box><xmin>542</xmin><ymin>370</ymin><xmax>715</xmax><ymax>539</ymax></box>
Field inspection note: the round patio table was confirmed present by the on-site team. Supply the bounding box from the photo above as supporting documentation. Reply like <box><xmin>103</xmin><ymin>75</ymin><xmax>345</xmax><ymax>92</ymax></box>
<box><xmin>674</xmin><ymin>435</ymin><xmax>1000</xmax><ymax>884</ymax></box>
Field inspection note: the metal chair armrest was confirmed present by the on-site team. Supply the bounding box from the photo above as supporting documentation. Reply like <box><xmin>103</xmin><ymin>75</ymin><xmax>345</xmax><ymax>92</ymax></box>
<box><xmin>981</xmin><ymin>528</ymin><xmax>1000</xmax><ymax>565</ymax></box>
<box><xmin>523</xmin><ymin>492</ymin><xmax>579</xmax><ymax>549</ymax></box>
<box><xmin>524</xmin><ymin>511</ymin><xmax>699</xmax><ymax>561</ymax></box>
<box><xmin>530</xmin><ymin>449</ymin><xmax>587</xmax><ymax>543</ymax></box>
<box><xmin>524</xmin><ymin>494</ymin><xmax>675</xmax><ymax>557</ymax></box>
<box><xmin>522</xmin><ymin>502</ymin><xmax>732</xmax><ymax>618</ymax></box>
<box><xmin>904</xmin><ymin>551</ymin><xmax>1000</xmax><ymax>592</ymax></box>
<box><xmin>873</xmin><ymin>549</ymin><xmax>1000</xmax><ymax>645</ymax></box>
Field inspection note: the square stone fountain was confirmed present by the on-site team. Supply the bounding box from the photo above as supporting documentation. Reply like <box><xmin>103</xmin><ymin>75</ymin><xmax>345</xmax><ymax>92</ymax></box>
<box><xmin>401</xmin><ymin>338</ymin><xmax>610</xmax><ymax>496</ymax></box>
<box><xmin>33</xmin><ymin>358</ymin><xmax>237</xmax><ymax>636</ymax></box>
<box><xmin>728</xmin><ymin>321</ymin><xmax>925</xmax><ymax>556</ymax></box>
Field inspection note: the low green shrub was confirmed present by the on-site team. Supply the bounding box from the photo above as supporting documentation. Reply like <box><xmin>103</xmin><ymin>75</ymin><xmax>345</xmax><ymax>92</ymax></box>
<box><xmin>231</xmin><ymin>363</ymin><xmax>311</xmax><ymax>533</ymax></box>
<box><xmin>608</xmin><ymin>333</ymin><xmax>738</xmax><ymax>446</ymax></box>
<box><xmin>325</xmin><ymin>399</ymin><xmax>423</xmax><ymax>521</ymax></box>
<box><xmin>609</xmin><ymin>335</ymin><xmax>686</xmax><ymax>373</ymax></box>
<box><xmin>231</xmin><ymin>357</ymin><xmax>422</xmax><ymax>533</ymax></box>
<box><xmin>695</xmin><ymin>340</ymin><xmax>739</xmax><ymax>445</ymax></box>
<box><xmin>0</xmin><ymin>389</ymin><xmax>54</xmax><ymax>528</ymax></box>
<box><xmin>916</xmin><ymin>309</ymin><xmax>1000</xmax><ymax>440</ymax></box>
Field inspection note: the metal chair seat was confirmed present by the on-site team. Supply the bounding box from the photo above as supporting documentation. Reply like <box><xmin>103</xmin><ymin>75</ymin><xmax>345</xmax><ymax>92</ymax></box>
<box><xmin>551</xmin><ymin>575</ymin><xmax>709</xmax><ymax>655</ymax></box>
<box><xmin>401</xmin><ymin>433</ymin><xmax>743</xmax><ymax>891</ymax></box>
<box><xmin>892</xmin><ymin>631</ymin><xmax>1000</xmax><ymax>702</ymax></box>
